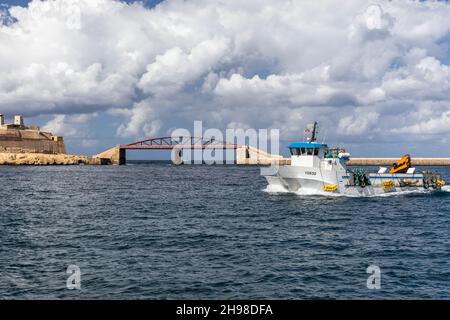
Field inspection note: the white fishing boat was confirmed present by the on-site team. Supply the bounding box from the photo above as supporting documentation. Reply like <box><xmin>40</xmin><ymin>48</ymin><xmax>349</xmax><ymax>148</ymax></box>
<box><xmin>263</xmin><ymin>122</ymin><xmax>445</xmax><ymax>195</ymax></box>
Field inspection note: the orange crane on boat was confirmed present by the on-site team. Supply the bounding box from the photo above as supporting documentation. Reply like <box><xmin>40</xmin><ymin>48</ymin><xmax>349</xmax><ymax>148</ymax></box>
<box><xmin>389</xmin><ymin>154</ymin><xmax>411</xmax><ymax>174</ymax></box>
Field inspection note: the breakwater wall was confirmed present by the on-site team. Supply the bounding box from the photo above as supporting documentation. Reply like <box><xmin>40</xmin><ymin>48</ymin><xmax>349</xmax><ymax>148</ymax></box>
<box><xmin>237</xmin><ymin>158</ymin><xmax>450</xmax><ymax>166</ymax></box>
<box><xmin>347</xmin><ymin>158</ymin><xmax>450</xmax><ymax>166</ymax></box>
<box><xmin>0</xmin><ymin>153</ymin><xmax>104</xmax><ymax>165</ymax></box>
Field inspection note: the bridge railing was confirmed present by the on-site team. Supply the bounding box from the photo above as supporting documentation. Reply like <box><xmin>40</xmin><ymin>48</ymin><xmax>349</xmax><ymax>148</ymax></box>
<box><xmin>122</xmin><ymin>136</ymin><xmax>238</xmax><ymax>149</ymax></box>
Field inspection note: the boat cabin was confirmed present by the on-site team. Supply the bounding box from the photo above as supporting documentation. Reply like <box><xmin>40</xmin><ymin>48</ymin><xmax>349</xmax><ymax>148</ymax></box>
<box><xmin>288</xmin><ymin>142</ymin><xmax>328</xmax><ymax>167</ymax></box>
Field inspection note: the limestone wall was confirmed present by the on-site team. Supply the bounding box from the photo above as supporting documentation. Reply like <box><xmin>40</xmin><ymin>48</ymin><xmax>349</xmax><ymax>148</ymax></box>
<box><xmin>236</xmin><ymin>146</ymin><xmax>284</xmax><ymax>165</ymax></box>
<box><xmin>0</xmin><ymin>153</ymin><xmax>101</xmax><ymax>165</ymax></box>
<box><xmin>0</xmin><ymin>128</ymin><xmax>67</xmax><ymax>154</ymax></box>
<box><xmin>93</xmin><ymin>146</ymin><xmax>124</xmax><ymax>165</ymax></box>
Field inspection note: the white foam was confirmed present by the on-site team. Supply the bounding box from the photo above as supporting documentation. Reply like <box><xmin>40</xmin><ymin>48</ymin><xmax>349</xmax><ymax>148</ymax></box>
<box><xmin>362</xmin><ymin>189</ymin><xmax>431</xmax><ymax>198</ymax></box>
<box><xmin>263</xmin><ymin>185</ymin><xmax>433</xmax><ymax>198</ymax></box>
<box><xmin>263</xmin><ymin>184</ymin><xmax>289</xmax><ymax>193</ymax></box>
<box><xmin>263</xmin><ymin>185</ymin><xmax>347</xmax><ymax>197</ymax></box>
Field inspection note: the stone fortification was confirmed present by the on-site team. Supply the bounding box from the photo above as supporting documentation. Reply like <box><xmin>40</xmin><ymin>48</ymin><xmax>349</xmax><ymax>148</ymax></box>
<box><xmin>0</xmin><ymin>114</ymin><xmax>67</xmax><ymax>154</ymax></box>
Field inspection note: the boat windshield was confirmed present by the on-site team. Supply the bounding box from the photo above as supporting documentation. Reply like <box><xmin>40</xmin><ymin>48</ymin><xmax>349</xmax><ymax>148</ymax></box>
<box><xmin>290</xmin><ymin>147</ymin><xmax>321</xmax><ymax>156</ymax></box>
<box><xmin>290</xmin><ymin>148</ymin><xmax>299</xmax><ymax>156</ymax></box>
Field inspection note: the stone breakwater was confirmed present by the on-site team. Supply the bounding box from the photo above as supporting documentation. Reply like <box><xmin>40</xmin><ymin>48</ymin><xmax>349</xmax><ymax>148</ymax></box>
<box><xmin>0</xmin><ymin>153</ymin><xmax>102</xmax><ymax>165</ymax></box>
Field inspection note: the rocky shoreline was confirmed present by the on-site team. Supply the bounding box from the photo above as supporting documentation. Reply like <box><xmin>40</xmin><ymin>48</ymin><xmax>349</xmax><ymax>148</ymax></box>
<box><xmin>0</xmin><ymin>152</ymin><xmax>104</xmax><ymax>165</ymax></box>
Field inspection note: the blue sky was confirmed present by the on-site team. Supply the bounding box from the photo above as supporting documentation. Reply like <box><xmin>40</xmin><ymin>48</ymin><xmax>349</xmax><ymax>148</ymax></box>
<box><xmin>1</xmin><ymin>0</ymin><xmax>450</xmax><ymax>159</ymax></box>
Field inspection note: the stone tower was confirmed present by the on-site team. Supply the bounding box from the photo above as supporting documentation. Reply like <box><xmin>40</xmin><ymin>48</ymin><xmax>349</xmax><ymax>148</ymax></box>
<box><xmin>14</xmin><ymin>115</ymin><xmax>24</xmax><ymax>127</ymax></box>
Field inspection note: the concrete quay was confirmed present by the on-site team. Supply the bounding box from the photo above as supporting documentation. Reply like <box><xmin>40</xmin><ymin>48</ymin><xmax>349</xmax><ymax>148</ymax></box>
<box><xmin>347</xmin><ymin>158</ymin><xmax>450</xmax><ymax>166</ymax></box>
<box><xmin>238</xmin><ymin>157</ymin><xmax>450</xmax><ymax>166</ymax></box>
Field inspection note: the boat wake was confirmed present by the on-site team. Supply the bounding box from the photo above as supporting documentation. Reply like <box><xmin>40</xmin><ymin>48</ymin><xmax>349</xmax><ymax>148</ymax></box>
<box><xmin>263</xmin><ymin>185</ymin><xmax>438</xmax><ymax>198</ymax></box>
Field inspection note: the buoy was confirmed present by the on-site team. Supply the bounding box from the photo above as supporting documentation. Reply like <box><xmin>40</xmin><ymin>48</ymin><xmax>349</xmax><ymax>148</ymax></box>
<box><xmin>383</xmin><ymin>180</ymin><xmax>395</xmax><ymax>191</ymax></box>
<box><xmin>436</xmin><ymin>180</ymin><xmax>445</xmax><ymax>188</ymax></box>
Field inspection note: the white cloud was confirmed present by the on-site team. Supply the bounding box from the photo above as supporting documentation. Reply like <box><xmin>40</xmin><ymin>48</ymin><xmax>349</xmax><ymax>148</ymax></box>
<box><xmin>116</xmin><ymin>100</ymin><xmax>161</xmax><ymax>137</ymax></box>
<box><xmin>1</xmin><ymin>0</ymin><xmax>450</xmax><ymax>147</ymax></box>
<box><xmin>42</xmin><ymin>113</ymin><xmax>94</xmax><ymax>137</ymax></box>
<box><xmin>392</xmin><ymin>111</ymin><xmax>450</xmax><ymax>135</ymax></box>
<box><xmin>338</xmin><ymin>110</ymin><xmax>379</xmax><ymax>136</ymax></box>
<box><xmin>0</xmin><ymin>4</ymin><xmax>16</xmax><ymax>26</ymax></box>
<box><xmin>138</xmin><ymin>37</ymin><xmax>230</xmax><ymax>96</ymax></box>
<box><xmin>381</xmin><ymin>56</ymin><xmax>450</xmax><ymax>100</ymax></box>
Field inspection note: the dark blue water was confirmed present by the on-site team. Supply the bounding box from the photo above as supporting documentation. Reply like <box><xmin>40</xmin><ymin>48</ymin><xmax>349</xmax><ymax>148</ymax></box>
<box><xmin>0</xmin><ymin>162</ymin><xmax>449</xmax><ymax>299</ymax></box>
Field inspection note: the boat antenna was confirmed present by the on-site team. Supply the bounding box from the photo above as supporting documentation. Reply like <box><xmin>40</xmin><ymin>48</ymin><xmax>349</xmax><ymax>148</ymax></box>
<box><xmin>311</xmin><ymin>121</ymin><xmax>318</xmax><ymax>142</ymax></box>
<box><xmin>321</xmin><ymin>129</ymin><xmax>328</xmax><ymax>144</ymax></box>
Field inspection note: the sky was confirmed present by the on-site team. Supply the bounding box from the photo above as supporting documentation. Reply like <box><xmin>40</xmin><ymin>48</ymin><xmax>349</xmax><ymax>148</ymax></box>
<box><xmin>1</xmin><ymin>0</ymin><xmax>450</xmax><ymax>158</ymax></box>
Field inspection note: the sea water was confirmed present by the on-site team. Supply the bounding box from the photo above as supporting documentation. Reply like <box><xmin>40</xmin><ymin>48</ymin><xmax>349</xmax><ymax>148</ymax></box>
<box><xmin>0</xmin><ymin>162</ymin><xmax>449</xmax><ymax>299</ymax></box>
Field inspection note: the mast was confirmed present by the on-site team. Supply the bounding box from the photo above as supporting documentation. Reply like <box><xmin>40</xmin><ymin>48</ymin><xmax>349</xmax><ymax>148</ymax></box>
<box><xmin>311</xmin><ymin>121</ymin><xmax>318</xmax><ymax>142</ymax></box>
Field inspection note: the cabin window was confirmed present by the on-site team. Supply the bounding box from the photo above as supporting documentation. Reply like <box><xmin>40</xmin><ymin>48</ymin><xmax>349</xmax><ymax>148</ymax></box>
<box><xmin>290</xmin><ymin>148</ymin><xmax>300</xmax><ymax>156</ymax></box>
<box><xmin>314</xmin><ymin>148</ymin><xmax>319</xmax><ymax>156</ymax></box>
<box><xmin>306</xmin><ymin>148</ymin><xmax>313</xmax><ymax>155</ymax></box>
<box><xmin>301</xmin><ymin>148</ymin><xmax>306</xmax><ymax>155</ymax></box>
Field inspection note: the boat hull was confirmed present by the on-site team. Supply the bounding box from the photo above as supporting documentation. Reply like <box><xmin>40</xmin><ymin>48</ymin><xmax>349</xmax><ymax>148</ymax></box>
<box><xmin>263</xmin><ymin>166</ymin><xmax>438</xmax><ymax>195</ymax></box>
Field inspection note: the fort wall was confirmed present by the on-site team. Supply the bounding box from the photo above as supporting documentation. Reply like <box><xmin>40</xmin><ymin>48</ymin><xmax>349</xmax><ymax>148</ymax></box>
<box><xmin>0</xmin><ymin>115</ymin><xmax>67</xmax><ymax>155</ymax></box>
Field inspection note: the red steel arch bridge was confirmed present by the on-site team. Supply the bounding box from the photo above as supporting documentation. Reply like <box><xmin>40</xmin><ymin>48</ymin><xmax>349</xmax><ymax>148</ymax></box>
<box><xmin>121</xmin><ymin>136</ymin><xmax>238</xmax><ymax>150</ymax></box>
<box><xmin>97</xmin><ymin>136</ymin><xmax>238</xmax><ymax>164</ymax></box>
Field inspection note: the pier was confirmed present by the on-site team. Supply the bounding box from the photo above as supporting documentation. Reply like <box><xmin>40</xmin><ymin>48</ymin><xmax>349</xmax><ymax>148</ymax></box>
<box><xmin>259</xmin><ymin>158</ymin><xmax>450</xmax><ymax>166</ymax></box>
<box><xmin>347</xmin><ymin>158</ymin><xmax>450</xmax><ymax>166</ymax></box>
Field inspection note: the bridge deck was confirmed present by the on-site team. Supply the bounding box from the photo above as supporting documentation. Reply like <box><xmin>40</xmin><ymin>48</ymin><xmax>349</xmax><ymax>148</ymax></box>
<box><xmin>120</xmin><ymin>145</ymin><xmax>237</xmax><ymax>150</ymax></box>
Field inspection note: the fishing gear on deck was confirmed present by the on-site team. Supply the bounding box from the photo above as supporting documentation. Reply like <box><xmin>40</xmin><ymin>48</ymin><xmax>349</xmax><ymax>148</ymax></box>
<box><xmin>350</xmin><ymin>169</ymin><xmax>372</xmax><ymax>188</ymax></box>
